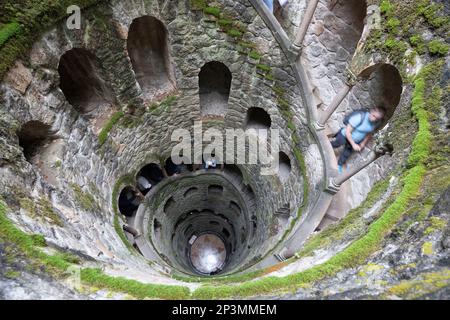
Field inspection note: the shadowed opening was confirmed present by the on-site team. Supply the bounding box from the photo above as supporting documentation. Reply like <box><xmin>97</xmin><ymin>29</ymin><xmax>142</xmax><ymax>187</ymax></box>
<box><xmin>58</xmin><ymin>48</ymin><xmax>113</xmax><ymax>113</ymax></box>
<box><xmin>136</xmin><ymin>163</ymin><xmax>164</xmax><ymax>195</ymax></box>
<box><xmin>245</xmin><ymin>107</ymin><xmax>272</xmax><ymax>130</ymax></box>
<box><xmin>118</xmin><ymin>186</ymin><xmax>140</xmax><ymax>217</ymax></box>
<box><xmin>199</xmin><ymin>61</ymin><xmax>232</xmax><ymax>116</ymax></box>
<box><xmin>127</xmin><ymin>16</ymin><xmax>175</xmax><ymax>101</ymax></box>
<box><xmin>17</xmin><ymin>121</ymin><xmax>55</xmax><ymax>162</ymax></box>
<box><xmin>278</xmin><ymin>151</ymin><xmax>292</xmax><ymax>182</ymax></box>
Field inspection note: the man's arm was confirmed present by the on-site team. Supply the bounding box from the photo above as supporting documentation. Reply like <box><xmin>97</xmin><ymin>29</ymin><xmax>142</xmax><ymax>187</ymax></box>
<box><xmin>345</xmin><ymin>124</ymin><xmax>361</xmax><ymax>152</ymax></box>
<box><xmin>359</xmin><ymin>134</ymin><xmax>373</xmax><ymax>149</ymax></box>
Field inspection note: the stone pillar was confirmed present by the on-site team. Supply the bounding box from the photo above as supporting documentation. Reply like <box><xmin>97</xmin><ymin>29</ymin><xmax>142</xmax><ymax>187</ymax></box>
<box><xmin>316</xmin><ymin>69</ymin><xmax>359</xmax><ymax>130</ymax></box>
<box><xmin>291</xmin><ymin>0</ymin><xmax>320</xmax><ymax>55</ymax></box>
<box><xmin>328</xmin><ymin>146</ymin><xmax>388</xmax><ymax>191</ymax></box>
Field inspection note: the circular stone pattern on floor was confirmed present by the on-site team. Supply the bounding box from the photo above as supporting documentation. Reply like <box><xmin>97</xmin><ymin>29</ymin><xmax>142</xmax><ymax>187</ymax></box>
<box><xmin>189</xmin><ymin>234</ymin><xmax>227</xmax><ymax>274</ymax></box>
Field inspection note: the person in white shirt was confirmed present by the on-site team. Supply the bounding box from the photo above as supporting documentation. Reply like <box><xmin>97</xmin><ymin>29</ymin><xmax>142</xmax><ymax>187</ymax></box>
<box><xmin>137</xmin><ymin>176</ymin><xmax>152</xmax><ymax>192</ymax></box>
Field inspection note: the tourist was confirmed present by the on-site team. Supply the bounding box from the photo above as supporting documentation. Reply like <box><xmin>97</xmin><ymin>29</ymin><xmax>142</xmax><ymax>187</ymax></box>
<box><xmin>204</xmin><ymin>154</ymin><xmax>217</xmax><ymax>170</ymax></box>
<box><xmin>331</xmin><ymin>106</ymin><xmax>386</xmax><ymax>173</ymax></box>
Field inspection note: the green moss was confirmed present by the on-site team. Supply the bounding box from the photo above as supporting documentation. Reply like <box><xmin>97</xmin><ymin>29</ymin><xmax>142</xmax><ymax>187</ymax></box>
<box><xmin>70</xmin><ymin>183</ymin><xmax>99</xmax><ymax>212</ymax></box>
<box><xmin>148</xmin><ymin>95</ymin><xmax>177</xmax><ymax>115</ymax></box>
<box><xmin>421</xmin><ymin>241</ymin><xmax>433</xmax><ymax>255</ymax></box>
<box><xmin>217</xmin><ymin>19</ymin><xmax>233</xmax><ymax>28</ymax></box>
<box><xmin>408</xmin><ymin>76</ymin><xmax>431</xmax><ymax>167</ymax></box>
<box><xmin>380</xmin><ymin>0</ymin><xmax>393</xmax><ymax>15</ymax></box>
<box><xmin>4</xmin><ymin>270</ymin><xmax>21</xmax><ymax>279</ymax></box>
<box><xmin>227</xmin><ymin>29</ymin><xmax>243</xmax><ymax>38</ymax></box>
<box><xmin>409</xmin><ymin>35</ymin><xmax>426</xmax><ymax>54</ymax></box>
<box><xmin>0</xmin><ymin>22</ymin><xmax>21</xmax><ymax>47</ymax></box>
<box><xmin>416</xmin><ymin>1</ymin><xmax>449</xmax><ymax>28</ymax></box>
<box><xmin>256</xmin><ymin>64</ymin><xmax>272</xmax><ymax>72</ymax></box>
<box><xmin>0</xmin><ymin>199</ymin><xmax>71</xmax><ymax>274</ymax></box>
<box><xmin>1</xmin><ymin>199</ymin><xmax>192</xmax><ymax>299</ymax></box>
<box><xmin>264</xmin><ymin>74</ymin><xmax>275</xmax><ymax>81</ymax></box>
<box><xmin>0</xmin><ymin>0</ymin><xmax>103</xmax><ymax>81</ymax></box>
<box><xmin>428</xmin><ymin>40</ymin><xmax>449</xmax><ymax>56</ymax></box>
<box><xmin>203</xmin><ymin>6</ymin><xmax>220</xmax><ymax>17</ymax></box>
<box><xmin>190</xmin><ymin>0</ymin><xmax>208</xmax><ymax>10</ymax></box>
<box><xmin>192</xmin><ymin>165</ymin><xmax>425</xmax><ymax>299</ymax></box>
<box><xmin>248</xmin><ymin>50</ymin><xmax>262</xmax><ymax>60</ymax></box>
<box><xmin>386</xmin><ymin>18</ymin><xmax>400</xmax><ymax>34</ymax></box>
<box><xmin>424</xmin><ymin>217</ymin><xmax>447</xmax><ymax>235</ymax></box>
<box><xmin>385</xmin><ymin>38</ymin><xmax>407</xmax><ymax>52</ymax></box>
<box><xmin>19</xmin><ymin>197</ymin><xmax>63</xmax><ymax>227</ymax></box>
<box><xmin>237</xmin><ymin>41</ymin><xmax>256</xmax><ymax>50</ymax></box>
<box><xmin>54</xmin><ymin>160</ymin><xmax>62</xmax><ymax>168</ymax></box>
<box><xmin>295</xmin><ymin>178</ymin><xmax>392</xmax><ymax>261</ymax></box>
<box><xmin>31</xmin><ymin>234</ymin><xmax>47</xmax><ymax>247</ymax></box>
<box><xmin>98</xmin><ymin>111</ymin><xmax>124</xmax><ymax>146</ymax></box>
<box><xmin>385</xmin><ymin>269</ymin><xmax>450</xmax><ymax>298</ymax></box>
<box><xmin>81</xmin><ymin>268</ymin><xmax>190</xmax><ymax>299</ymax></box>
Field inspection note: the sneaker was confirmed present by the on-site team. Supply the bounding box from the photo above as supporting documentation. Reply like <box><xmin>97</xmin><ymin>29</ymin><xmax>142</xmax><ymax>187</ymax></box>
<box><xmin>338</xmin><ymin>165</ymin><xmax>343</xmax><ymax>174</ymax></box>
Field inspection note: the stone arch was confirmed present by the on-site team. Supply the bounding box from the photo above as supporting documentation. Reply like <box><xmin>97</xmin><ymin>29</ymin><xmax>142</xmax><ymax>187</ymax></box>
<box><xmin>324</xmin><ymin>0</ymin><xmax>367</xmax><ymax>56</ymax></box>
<box><xmin>184</xmin><ymin>187</ymin><xmax>198</xmax><ymax>198</ymax></box>
<box><xmin>358</xmin><ymin>63</ymin><xmax>403</xmax><ymax>128</ymax></box>
<box><xmin>58</xmin><ymin>48</ymin><xmax>113</xmax><ymax>114</ymax></box>
<box><xmin>127</xmin><ymin>16</ymin><xmax>175</xmax><ymax>101</ymax></box>
<box><xmin>118</xmin><ymin>186</ymin><xmax>140</xmax><ymax>217</ymax></box>
<box><xmin>164</xmin><ymin>197</ymin><xmax>175</xmax><ymax>213</ymax></box>
<box><xmin>278</xmin><ymin>151</ymin><xmax>292</xmax><ymax>182</ymax></box>
<box><xmin>208</xmin><ymin>185</ymin><xmax>224</xmax><ymax>195</ymax></box>
<box><xmin>17</xmin><ymin>121</ymin><xmax>55</xmax><ymax>162</ymax></box>
<box><xmin>136</xmin><ymin>163</ymin><xmax>164</xmax><ymax>194</ymax></box>
<box><xmin>199</xmin><ymin>61</ymin><xmax>232</xmax><ymax>116</ymax></box>
<box><xmin>244</xmin><ymin>107</ymin><xmax>272</xmax><ymax>130</ymax></box>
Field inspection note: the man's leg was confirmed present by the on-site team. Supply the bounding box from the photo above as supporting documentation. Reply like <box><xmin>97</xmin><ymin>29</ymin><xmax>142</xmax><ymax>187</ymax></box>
<box><xmin>263</xmin><ymin>0</ymin><xmax>274</xmax><ymax>12</ymax></box>
<box><xmin>338</xmin><ymin>142</ymin><xmax>353</xmax><ymax>166</ymax></box>
<box><xmin>331</xmin><ymin>132</ymin><xmax>346</xmax><ymax>149</ymax></box>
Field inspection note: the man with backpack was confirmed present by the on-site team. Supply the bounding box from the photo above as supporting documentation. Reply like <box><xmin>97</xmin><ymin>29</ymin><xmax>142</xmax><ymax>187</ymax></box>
<box><xmin>331</xmin><ymin>106</ymin><xmax>386</xmax><ymax>173</ymax></box>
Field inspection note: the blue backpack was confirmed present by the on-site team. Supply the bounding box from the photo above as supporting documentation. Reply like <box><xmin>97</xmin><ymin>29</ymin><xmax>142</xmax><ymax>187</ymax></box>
<box><xmin>343</xmin><ymin>110</ymin><xmax>367</xmax><ymax>129</ymax></box>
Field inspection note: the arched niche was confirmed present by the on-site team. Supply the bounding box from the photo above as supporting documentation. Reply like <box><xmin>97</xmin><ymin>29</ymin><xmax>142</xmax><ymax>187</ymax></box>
<box><xmin>58</xmin><ymin>48</ymin><xmax>113</xmax><ymax>114</ymax></box>
<box><xmin>118</xmin><ymin>186</ymin><xmax>140</xmax><ymax>217</ymax></box>
<box><xmin>324</xmin><ymin>0</ymin><xmax>367</xmax><ymax>55</ymax></box>
<box><xmin>278</xmin><ymin>151</ymin><xmax>292</xmax><ymax>182</ymax></box>
<box><xmin>136</xmin><ymin>163</ymin><xmax>164</xmax><ymax>195</ymax></box>
<box><xmin>199</xmin><ymin>61</ymin><xmax>232</xmax><ymax>116</ymax></box>
<box><xmin>17</xmin><ymin>121</ymin><xmax>55</xmax><ymax>162</ymax></box>
<box><xmin>244</xmin><ymin>107</ymin><xmax>271</xmax><ymax>130</ymax></box>
<box><xmin>127</xmin><ymin>16</ymin><xmax>175</xmax><ymax>101</ymax></box>
<box><xmin>358</xmin><ymin>63</ymin><xmax>403</xmax><ymax>128</ymax></box>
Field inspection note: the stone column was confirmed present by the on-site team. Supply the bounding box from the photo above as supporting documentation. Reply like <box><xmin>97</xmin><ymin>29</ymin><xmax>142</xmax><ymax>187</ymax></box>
<box><xmin>291</xmin><ymin>0</ymin><xmax>320</xmax><ymax>55</ymax></box>
<box><xmin>316</xmin><ymin>69</ymin><xmax>359</xmax><ymax>130</ymax></box>
<box><xmin>328</xmin><ymin>142</ymin><xmax>392</xmax><ymax>191</ymax></box>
